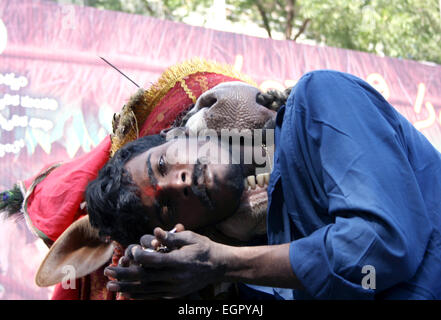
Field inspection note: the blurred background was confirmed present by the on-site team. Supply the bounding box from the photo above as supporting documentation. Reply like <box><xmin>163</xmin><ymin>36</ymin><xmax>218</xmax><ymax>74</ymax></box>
<box><xmin>0</xmin><ymin>0</ymin><xmax>440</xmax><ymax>299</ymax></box>
<box><xmin>52</xmin><ymin>0</ymin><xmax>441</xmax><ymax>64</ymax></box>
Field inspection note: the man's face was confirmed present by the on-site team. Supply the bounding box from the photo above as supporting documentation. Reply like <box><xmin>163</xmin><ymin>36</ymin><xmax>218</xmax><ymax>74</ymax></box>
<box><xmin>125</xmin><ymin>138</ymin><xmax>246</xmax><ymax>231</ymax></box>
<box><xmin>127</xmin><ymin>82</ymin><xmax>277</xmax><ymax>235</ymax></box>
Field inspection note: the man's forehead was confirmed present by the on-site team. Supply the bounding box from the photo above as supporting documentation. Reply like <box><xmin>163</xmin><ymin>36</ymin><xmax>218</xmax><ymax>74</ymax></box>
<box><xmin>124</xmin><ymin>150</ymin><xmax>156</xmax><ymax>206</ymax></box>
<box><xmin>125</xmin><ymin>148</ymin><xmax>153</xmax><ymax>187</ymax></box>
<box><xmin>125</xmin><ymin>140</ymin><xmax>172</xmax><ymax>170</ymax></box>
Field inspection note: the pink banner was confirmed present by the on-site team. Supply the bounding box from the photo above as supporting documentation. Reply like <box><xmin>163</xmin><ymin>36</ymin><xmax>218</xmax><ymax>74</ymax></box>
<box><xmin>0</xmin><ymin>0</ymin><xmax>440</xmax><ymax>299</ymax></box>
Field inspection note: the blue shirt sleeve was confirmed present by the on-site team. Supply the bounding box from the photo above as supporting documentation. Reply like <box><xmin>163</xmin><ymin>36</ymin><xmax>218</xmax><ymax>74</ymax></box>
<box><xmin>287</xmin><ymin>71</ymin><xmax>433</xmax><ymax>299</ymax></box>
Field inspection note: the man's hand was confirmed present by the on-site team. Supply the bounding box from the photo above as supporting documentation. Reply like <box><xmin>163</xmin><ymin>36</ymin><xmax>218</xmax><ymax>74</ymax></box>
<box><xmin>104</xmin><ymin>226</ymin><xmax>228</xmax><ymax>299</ymax></box>
<box><xmin>104</xmin><ymin>224</ymin><xmax>302</xmax><ymax>299</ymax></box>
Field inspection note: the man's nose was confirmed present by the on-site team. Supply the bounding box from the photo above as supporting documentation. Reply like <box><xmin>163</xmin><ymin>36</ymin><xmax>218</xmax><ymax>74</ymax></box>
<box><xmin>161</xmin><ymin>169</ymin><xmax>193</xmax><ymax>198</ymax></box>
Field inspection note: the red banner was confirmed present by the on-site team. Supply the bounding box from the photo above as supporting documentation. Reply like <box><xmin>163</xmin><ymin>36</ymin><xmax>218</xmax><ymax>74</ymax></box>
<box><xmin>0</xmin><ymin>0</ymin><xmax>440</xmax><ymax>299</ymax></box>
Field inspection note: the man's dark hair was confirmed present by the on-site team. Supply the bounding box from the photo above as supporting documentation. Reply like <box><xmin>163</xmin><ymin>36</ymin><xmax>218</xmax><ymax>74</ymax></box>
<box><xmin>86</xmin><ymin>134</ymin><xmax>166</xmax><ymax>246</ymax></box>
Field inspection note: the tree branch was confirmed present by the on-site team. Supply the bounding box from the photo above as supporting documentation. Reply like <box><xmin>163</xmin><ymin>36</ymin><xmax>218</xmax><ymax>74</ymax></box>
<box><xmin>254</xmin><ymin>0</ymin><xmax>272</xmax><ymax>38</ymax></box>
<box><xmin>284</xmin><ymin>0</ymin><xmax>296</xmax><ymax>39</ymax></box>
<box><xmin>293</xmin><ymin>18</ymin><xmax>311</xmax><ymax>41</ymax></box>
<box><xmin>140</xmin><ymin>0</ymin><xmax>156</xmax><ymax>16</ymax></box>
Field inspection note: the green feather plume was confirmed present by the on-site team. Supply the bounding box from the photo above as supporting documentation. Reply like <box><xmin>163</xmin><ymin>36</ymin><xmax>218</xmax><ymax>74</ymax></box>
<box><xmin>0</xmin><ymin>184</ymin><xmax>24</xmax><ymax>217</ymax></box>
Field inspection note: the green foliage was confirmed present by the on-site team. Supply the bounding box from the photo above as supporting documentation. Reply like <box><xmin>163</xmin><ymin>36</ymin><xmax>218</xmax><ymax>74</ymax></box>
<box><xmin>54</xmin><ymin>0</ymin><xmax>211</xmax><ymax>20</ymax></box>
<box><xmin>301</xmin><ymin>0</ymin><xmax>441</xmax><ymax>64</ymax></box>
<box><xmin>52</xmin><ymin>0</ymin><xmax>441</xmax><ymax>64</ymax></box>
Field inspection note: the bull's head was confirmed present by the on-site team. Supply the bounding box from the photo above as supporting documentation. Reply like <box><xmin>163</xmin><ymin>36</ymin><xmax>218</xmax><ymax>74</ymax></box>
<box><xmin>35</xmin><ymin>80</ymin><xmax>290</xmax><ymax>288</ymax></box>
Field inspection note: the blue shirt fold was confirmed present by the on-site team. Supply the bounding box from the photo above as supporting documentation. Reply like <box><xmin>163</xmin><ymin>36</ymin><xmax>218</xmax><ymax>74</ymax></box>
<box><xmin>267</xmin><ymin>70</ymin><xmax>441</xmax><ymax>299</ymax></box>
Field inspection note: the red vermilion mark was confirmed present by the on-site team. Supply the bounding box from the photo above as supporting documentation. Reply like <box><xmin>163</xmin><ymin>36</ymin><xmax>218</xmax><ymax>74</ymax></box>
<box><xmin>143</xmin><ymin>185</ymin><xmax>162</xmax><ymax>198</ymax></box>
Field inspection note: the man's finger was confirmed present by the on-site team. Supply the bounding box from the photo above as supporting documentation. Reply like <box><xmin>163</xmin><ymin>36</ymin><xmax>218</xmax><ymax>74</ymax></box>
<box><xmin>152</xmin><ymin>225</ymin><xmax>186</xmax><ymax>250</ymax></box>
<box><xmin>118</xmin><ymin>255</ymin><xmax>130</xmax><ymax>267</ymax></box>
<box><xmin>142</xmin><ymin>226</ymin><xmax>186</xmax><ymax>250</ymax></box>
<box><xmin>174</xmin><ymin>224</ymin><xmax>185</xmax><ymax>232</ymax></box>
<box><xmin>131</xmin><ymin>246</ymin><xmax>176</xmax><ymax>267</ymax></box>
<box><xmin>105</xmin><ymin>265</ymin><xmax>148</xmax><ymax>281</ymax></box>
<box><xmin>107</xmin><ymin>280</ymin><xmax>141</xmax><ymax>293</ymax></box>
<box><xmin>140</xmin><ymin>234</ymin><xmax>156</xmax><ymax>249</ymax></box>
<box><xmin>124</xmin><ymin>244</ymin><xmax>138</xmax><ymax>260</ymax></box>
<box><xmin>153</xmin><ymin>228</ymin><xmax>195</xmax><ymax>249</ymax></box>
<box><xmin>151</xmin><ymin>238</ymin><xmax>160</xmax><ymax>250</ymax></box>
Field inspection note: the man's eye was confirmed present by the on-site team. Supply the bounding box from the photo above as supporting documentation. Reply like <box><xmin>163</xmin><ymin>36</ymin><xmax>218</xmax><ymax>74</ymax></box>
<box><xmin>158</xmin><ymin>155</ymin><xmax>167</xmax><ymax>176</ymax></box>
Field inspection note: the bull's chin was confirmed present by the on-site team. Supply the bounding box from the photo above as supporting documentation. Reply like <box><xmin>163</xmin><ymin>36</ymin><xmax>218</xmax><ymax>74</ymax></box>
<box><xmin>215</xmin><ymin>171</ymin><xmax>270</xmax><ymax>242</ymax></box>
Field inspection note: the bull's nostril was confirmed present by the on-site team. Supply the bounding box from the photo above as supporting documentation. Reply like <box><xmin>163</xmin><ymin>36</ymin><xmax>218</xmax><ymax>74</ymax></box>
<box><xmin>183</xmin><ymin>187</ymin><xmax>189</xmax><ymax>197</ymax></box>
<box><xmin>181</xmin><ymin>173</ymin><xmax>186</xmax><ymax>182</ymax></box>
<box><xmin>200</xmin><ymin>95</ymin><xmax>217</xmax><ymax>109</ymax></box>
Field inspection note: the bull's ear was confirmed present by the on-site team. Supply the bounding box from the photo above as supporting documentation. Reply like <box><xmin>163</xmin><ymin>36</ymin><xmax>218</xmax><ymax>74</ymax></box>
<box><xmin>35</xmin><ymin>215</ymin><xmax>114</xmax><ymax>287</ymax></box>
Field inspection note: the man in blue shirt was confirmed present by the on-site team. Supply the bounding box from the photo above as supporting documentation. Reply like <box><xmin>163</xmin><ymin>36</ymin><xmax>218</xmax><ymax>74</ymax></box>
<box><xmin>99</xmin><ymin>70</ymin><xmax>441</xmax><ymax>299</ymax></box>
<box><xmin>267</xmin><ymin>70</ymin><xmax>441</xmax><ymax>299</ymax></box>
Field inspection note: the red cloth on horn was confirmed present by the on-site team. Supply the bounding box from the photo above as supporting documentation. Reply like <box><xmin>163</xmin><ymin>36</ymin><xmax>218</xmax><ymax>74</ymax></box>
<box><xmin>23</xmin><ymin>136</ymin><xmax>111</xmax><ymax>243</ymax></box>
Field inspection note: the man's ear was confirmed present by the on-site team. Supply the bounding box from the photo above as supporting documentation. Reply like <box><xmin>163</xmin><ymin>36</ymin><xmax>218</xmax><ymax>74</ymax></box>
<box><xmin>35</xmin><ymin>215</ymin><xmax>114</xmax><ymax>287</ymax></box>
